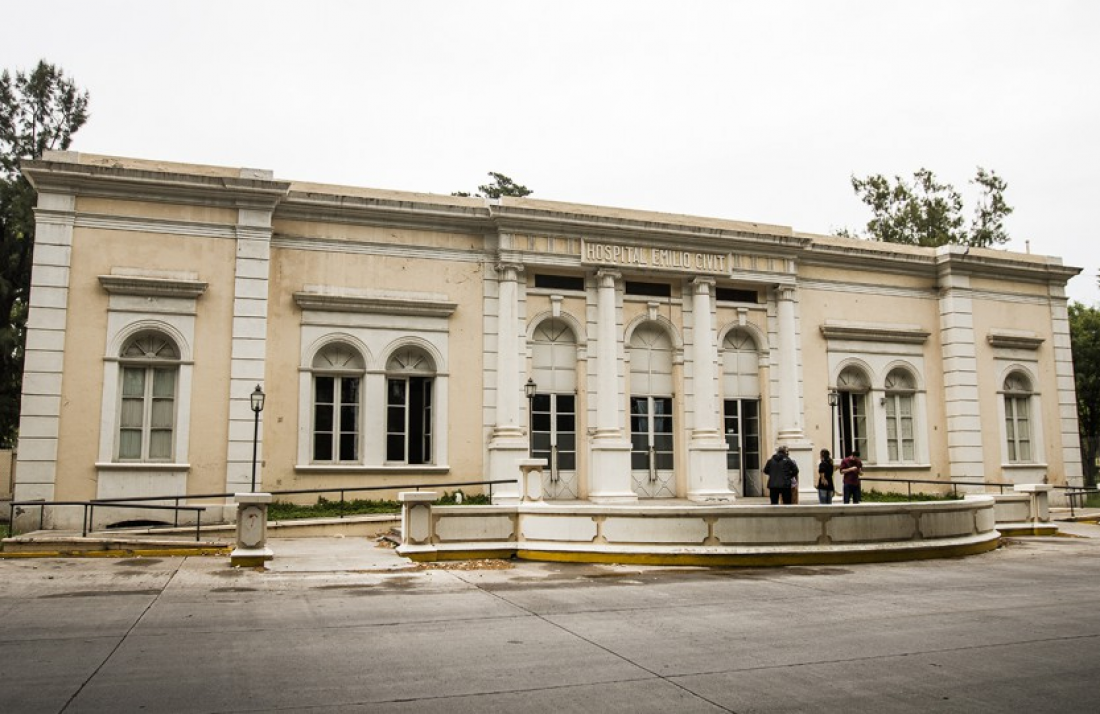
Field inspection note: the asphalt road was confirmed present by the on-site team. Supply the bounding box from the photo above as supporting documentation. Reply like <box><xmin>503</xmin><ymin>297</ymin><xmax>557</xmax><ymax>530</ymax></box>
<box><xmin>2</xmin><ymin>526</ymin><xmax>1099</xmax><ymax>713</ymax></box>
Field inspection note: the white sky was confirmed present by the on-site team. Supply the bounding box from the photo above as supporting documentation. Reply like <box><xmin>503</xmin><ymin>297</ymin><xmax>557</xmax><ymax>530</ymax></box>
<box><xmin>5</xmin><ymin>0</ymin><xmax>1098</xmax><ymax>304</ymax></box>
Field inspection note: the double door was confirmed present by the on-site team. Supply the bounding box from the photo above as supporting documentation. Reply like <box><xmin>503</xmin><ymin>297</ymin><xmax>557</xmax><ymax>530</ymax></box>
<box><xmin>630</xmin><ymin>396</ymin><xmax>675</xmax><ymax>498</ymax></box>
<box><xmin>724</xmin><ymin>399</ymin><xmax>761</xmax><ymax>496</ymax></box>
<box><xmin>530</xmin><ymin>393</ymin><xmax>577</xmax><ymax>499</ymax></box>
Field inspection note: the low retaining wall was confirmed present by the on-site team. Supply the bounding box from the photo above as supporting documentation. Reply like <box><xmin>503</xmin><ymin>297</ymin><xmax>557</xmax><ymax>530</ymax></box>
<box><xmin>397</xmin><ymin>496</ymin><xmax>1001</xmax><ymax>566</ymax></box>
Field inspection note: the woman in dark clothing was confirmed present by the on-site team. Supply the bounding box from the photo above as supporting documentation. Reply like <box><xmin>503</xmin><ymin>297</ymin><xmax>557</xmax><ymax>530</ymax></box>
<box><xmin>817</xmin><ymin>449</ymin><xmax>835</xmax><ymax>504</ymax></box>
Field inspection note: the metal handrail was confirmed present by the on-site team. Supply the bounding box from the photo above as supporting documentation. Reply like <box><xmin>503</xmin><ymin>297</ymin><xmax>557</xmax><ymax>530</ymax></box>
<box><xmin>9</xmin><ymin>500</ymin><xmax>207</xmax><ymax>541</ymax></box>
<box><xmin>8</xmin><ymin>478</ymin><xmax>517</xmax><ymax>539</ymax></box>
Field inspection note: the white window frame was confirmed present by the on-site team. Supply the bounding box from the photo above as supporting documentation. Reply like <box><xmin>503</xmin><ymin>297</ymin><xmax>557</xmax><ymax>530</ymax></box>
<box><xmin>116</xmin><ymin>336</ymin><xmax>180</xmax><ymax>462</ymax></box>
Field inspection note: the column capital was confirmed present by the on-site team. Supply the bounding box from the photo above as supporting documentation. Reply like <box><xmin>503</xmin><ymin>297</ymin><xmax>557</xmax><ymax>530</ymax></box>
<box><xmin>496</xmin><ymin>263</ymin><xmax>525</xmax><ymax>282</ymax></box>
<box><xmin>596</xmin><ymin>269</ymin><xmax>621</xmax><ymax>288</ymax></box>
<box><xmin>691</xmin><ymin>276</ymin><xmax>716</xmax><ymax>292</ymax></box>
<box><xmin>777</xmin><ymin>285</ymin><xmax>797</xmax><ymax>302</ymax></box>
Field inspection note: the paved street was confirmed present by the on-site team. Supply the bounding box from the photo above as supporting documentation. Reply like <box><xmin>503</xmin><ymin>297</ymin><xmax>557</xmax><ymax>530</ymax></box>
<box><xmin>2</xmin><ymin>524</ymin><xmax>1100</xmax><ymax>713</ymax></box>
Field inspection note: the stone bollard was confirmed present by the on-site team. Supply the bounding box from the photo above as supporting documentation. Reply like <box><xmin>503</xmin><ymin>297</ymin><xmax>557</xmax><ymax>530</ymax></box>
<box><xmin>399</xmin><ymin>491</ymin><xmax>437</xmax><ymax>546</ymax></box>
<box><xmin>1014</xmin><ymin>484</ymin><xmax>1052</xmax><ymax>523</ymax></box>
<box><xmin>519</xmin><ymin>459</ymin><xmax>549</xmax><ymax>503</ymax></box>
<box><xmin>230</xmin><ymin>493</ymin><xmax>274</xmax><ymax>567</ymax></box>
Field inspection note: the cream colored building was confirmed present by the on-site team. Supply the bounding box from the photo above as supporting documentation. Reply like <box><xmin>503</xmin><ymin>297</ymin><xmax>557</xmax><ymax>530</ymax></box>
<box><xmin>13</xmin><ymin>151</ymin><xmax>1084</xmax><ymax>528</ymax></box>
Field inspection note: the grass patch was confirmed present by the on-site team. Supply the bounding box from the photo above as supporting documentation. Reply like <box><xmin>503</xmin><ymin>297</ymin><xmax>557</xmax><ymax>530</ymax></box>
<box><xmin>1084</xmin><ymin>493</ymin><xmax>1100</xmax><ymax>509</ymax></box>
<box><xmin>268</xmin><ymin>497</ymin><xmax>400</xmax><ymax>521</ymax></box>
<box><xmin>0</xmin><ymin>523</ymin><xmax>8</xmax><ymax>539</ymax></box>
<box><xmin>861</xmin><ymin>489</ymin><xmax>962</xmax><ymax>503</ymax></box>
<box><xmin>267</xmin><ymin>490</ymin><xmax>492</xmax><ymax>521</ymax></box>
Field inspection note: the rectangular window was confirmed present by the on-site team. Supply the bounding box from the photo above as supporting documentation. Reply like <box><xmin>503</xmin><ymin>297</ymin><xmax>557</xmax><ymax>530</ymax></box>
<box><xmin>715</xmin><ymin>287</ymin><xmax>759</xmax><ymax>304</ymax></box>
<box><xmin>387</xmin><ymin>377</ymin><xmax>433</xmax><ymax>464</ymax></box>
<box><xmin>625</xmin><ymin>281</ymin><xmax>672</xmax><ymax>298</ymax></box>
<box><xmin>118</xmin><ymin>365</ymin><xmax>176</xmax><ymax>462</ymax></box>
<box><xmin>534</xmin><ymin>274</ymin><xmax>585</xmax><ymax>292</ymax></box>
<box><xmin>885</xmin><ymin>394</ymin><xmax>915</xmax><ymax>463</ymax></box>
<box><xmin>313</xmin><ymin>375</ymin><xmax>360</xmax><ymax>463</ymax></box>
<box><xmin>1005</xmin><ymin>396</ymin><xmax>1031</xmax><ymax>463</ymax></box>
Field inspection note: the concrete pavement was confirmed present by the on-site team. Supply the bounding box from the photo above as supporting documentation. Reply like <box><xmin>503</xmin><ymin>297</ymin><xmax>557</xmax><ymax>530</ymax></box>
<box><xmin>2</xmin><ymin>522</ymin><xmax>1100</xmax><ymax>713</ymax></box>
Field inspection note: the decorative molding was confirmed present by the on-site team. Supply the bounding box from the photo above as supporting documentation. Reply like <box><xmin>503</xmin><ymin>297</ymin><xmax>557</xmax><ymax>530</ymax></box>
<box><xmin>99</xmin><ymin>275</ymin><xmax>208</xmax><ymax>299</ymax></box>
<box><xmin>987</xmin><ymin>329</ymin><xmax>1045</xmax><ymax>351</ymax></box>
<box><xmin>820</xmin><ymin>321</ymin><xmax>930</xmax><ymax>344</ymax></box>
<box><xmin>294</xmin><ymin>291</ymin><xmax>456</xmax><ymax>318</ymax></box>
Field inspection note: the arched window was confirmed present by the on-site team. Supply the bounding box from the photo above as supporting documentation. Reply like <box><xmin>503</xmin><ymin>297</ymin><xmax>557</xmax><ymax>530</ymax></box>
<box><xmin>837</xmin><ymin>366</ymin><xmax>870</xmax><ymax>460</ymax></box>
<box><xmin>311</xmin><ymin>343</ymin><xmax>364</xmax><ymax>463</ymax></box>
<box><xmin>1003</xmin><ymin>372</ymin><xmax>1033</xmax><ymax>463</ymax></box>
<box><xmin>722</xmin><ymin>328</ymin><xmax>762</xmax><ymax>496</ymax></box>
<box><xmin>530</xmin><ymin>319</ymin><xmax>578</xmax><ymax>483</ymax></box>
<box><xmin>386</xmin><ymin>346</ymin><xmax>435</xmax><ymax>465</ymax></box>
<box><xmin>629</xmin><ymin>323</ymin><xmax>674</xmax><ymax>495</ymax></box>
<box><xmin>884</xmin><ymin>368</ymin><xmax>916</xmax><ymax>463</ymax></box>
<box><xmin>118</xmin><ymin>331</ymin><xmax>180</xmax><ymax>462</ymax></box>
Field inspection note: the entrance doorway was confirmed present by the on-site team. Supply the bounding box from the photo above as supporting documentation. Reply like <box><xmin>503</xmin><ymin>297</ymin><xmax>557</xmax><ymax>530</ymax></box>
<box><xmin>530</xmin><ymin>392</ymin><xmax>577</xmax><ymax>499</ymax></box>
<box><xmin>724</xmin><ymin>399</ymin><xmax>761</xmax><ymax>496</ymax></box>
<box><xmin>630</xmin><ymin>396</ymin><xmax>675</xmax><ymax>498</ymax></box>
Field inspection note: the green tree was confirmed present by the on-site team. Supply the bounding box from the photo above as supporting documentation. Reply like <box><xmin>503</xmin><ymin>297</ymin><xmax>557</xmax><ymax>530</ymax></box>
<box><xmin>1070</xmin><ymin>302</ymin><xmax>1100</xmax><ymax>487</ymax></box>
<box><xmin>838</xmin><ymin>167</ymin><xmax>1013</xmax><ymax>248</ymax></box>
<box><xmin>452</xmin><ymin>171</ymin><xmax>533</xmax><ymax>199</ymax></box>
<box><xmin>0</xmin><ymin>60</ymin><xmax>90</xmax><ymax>447</ymax></box>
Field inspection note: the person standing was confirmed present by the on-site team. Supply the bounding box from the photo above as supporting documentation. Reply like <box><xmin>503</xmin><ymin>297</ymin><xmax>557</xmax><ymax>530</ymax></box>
<box><xmin>764</xmin><ymin>445</ymin><xmax>798</xmax><ymax>505</ymax></box>
<box><xmin>817</xmin><ymin>449</ymin><xmax>835</xmax><ymax>504</ymax></box>
<box><xmin>840</xmin><ymin>449</ymin><xmax>863</xmax><ymax>504</ymax></box>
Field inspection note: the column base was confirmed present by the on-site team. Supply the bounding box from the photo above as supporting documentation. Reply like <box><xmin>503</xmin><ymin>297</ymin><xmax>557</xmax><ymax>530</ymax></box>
<box><xmin>230</xmin><ymin>546</ymin><xmax>274</xmax><ymax>567</ymax></box>
<box><xmin>688</xmin><ymin>439</ymin><xmax>736</xmax><ymax>502</ymax></box>
<box><xmin>488</xmin><ymin>436</ymin><xmax>530</xmax><ymax>504</ymax></box>
<box><xmin>588</xmin><ymin>438</ymin><xmax>637</xmax><ymax>504</ymax></box>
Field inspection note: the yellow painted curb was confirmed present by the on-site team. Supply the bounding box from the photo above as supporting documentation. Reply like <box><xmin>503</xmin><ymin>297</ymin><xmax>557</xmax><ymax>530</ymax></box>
<box><xmin>0</xmin><ymin>547</ymin><xmax>231</xmax><ymax>559</ymax></box>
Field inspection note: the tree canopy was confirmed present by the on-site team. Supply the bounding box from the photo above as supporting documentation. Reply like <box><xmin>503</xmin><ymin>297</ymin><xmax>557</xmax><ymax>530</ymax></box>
<box><xmin>1070</xmin><ymin>302</ymin><xmax>1100</xmax><ymax>487</ymax></box>
<box><xmin>0</xmin><ymin>60</ymin><xmax>89</xmax><ymax>447</ymax></box>
<box><xmin>837</xmin><ymin>167</ymin><xmax>1013</xmax><ymax>248</ymax></box>
<box><xmin>452</xmin><ymin>171</ymin><xmax>532</xmax><ymax>199</ymax></box>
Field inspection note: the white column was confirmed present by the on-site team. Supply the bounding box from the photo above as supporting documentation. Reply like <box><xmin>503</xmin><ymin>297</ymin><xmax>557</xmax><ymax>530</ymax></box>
<box><xmin>487</xmin><ymin>263</ymin><xmax>528</xmax><ymax>503</ymax></box>
<box><xmin>687</xmin><ymin>278</ymin><xmax>734</xmax><ymax>501</ymax></box>
<box><xmin>774</xmin><ymin>285</ymin><xmax>813</xmax><ymax>498</ymax></box>
<box><xmin>588</xmin><ymin>270</ymin><xmax>635</xmax><ymax>503</ymax></box>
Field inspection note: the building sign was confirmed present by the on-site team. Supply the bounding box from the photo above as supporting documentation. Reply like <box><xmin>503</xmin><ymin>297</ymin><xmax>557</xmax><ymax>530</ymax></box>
<box><xmin>581</xmin><ymin>240</ymin><xmax>729</xmax><ymax>275</ymax></box>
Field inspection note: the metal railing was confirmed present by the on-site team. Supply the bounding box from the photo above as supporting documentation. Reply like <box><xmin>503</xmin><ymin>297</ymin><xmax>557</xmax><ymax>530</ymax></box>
<box><xmin>6</xmin><ymin>478</ymin><xmax>516</xmax><ymax>540</ymax></box>
<box><xmin>9</xmin><ymin>500</ymin><xmax>208</xmax><ymax>541</ymax></box>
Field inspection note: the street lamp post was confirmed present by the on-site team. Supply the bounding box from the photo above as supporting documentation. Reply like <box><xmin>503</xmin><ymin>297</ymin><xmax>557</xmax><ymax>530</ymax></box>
<box><xmin>250</xmin><ymin>384</ymin><xmax>266</xmax><ymax>492</ymax></box>
<box><xmin>827</xmin><ymin>389</ymin><xmax>839</xmax><ymax>459</ymax></box>
<box><xmin>525</xmin><ymin>378</ymin><xmax>537</xmax><ymax>458</ymax></box>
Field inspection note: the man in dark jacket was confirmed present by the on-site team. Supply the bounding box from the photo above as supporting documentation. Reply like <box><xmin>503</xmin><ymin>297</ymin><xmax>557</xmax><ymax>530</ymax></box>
<box><xmin>764</xmin><ymin>445</ymin><xmax>798</xmax><ymax>504</ymax></box>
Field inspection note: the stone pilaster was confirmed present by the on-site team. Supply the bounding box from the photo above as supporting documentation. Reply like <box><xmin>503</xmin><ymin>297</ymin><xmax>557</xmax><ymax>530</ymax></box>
<box><xmin>12</xmin><ymin>190</ymin><xmax>75</xmax><ymax>526</ymax></box>
<box><xmin>937</xmin><ymin>256</ymin><xmax>984</xmax><ymax>486</ymax></box>
<box><xmin>224</xmin><ymin>172</ymin><xmax>276</xmax><ymax>494</ymax></box>
<box><xmin>487</xmin><ymin>263</ymin><xmax>528</xmax><ymax>503</ymax></box>
<box><xmin>774</xmin><ymin>285</ymin><xmax>813</xmax><ymax>497</ymax></box>
<box><xmin>1050</xmin><ymin>288</ymin><xmax>1084</xmax><ymax>494</ymax></box>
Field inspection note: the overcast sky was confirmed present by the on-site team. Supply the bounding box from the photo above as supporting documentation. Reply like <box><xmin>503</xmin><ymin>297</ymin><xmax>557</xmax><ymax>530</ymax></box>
<box><xmin>5</xmin><ymin>1</ymin><xmax>1097</xmax><ymax>304</ymax></box>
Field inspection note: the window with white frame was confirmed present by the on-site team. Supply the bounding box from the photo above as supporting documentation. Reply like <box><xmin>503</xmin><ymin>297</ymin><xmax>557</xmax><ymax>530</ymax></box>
<box><xmin>117</xmin><ymin>332</ymin><xmax>180</xmax><ymax>462</ymax></box>
<box><xmin>884</xmin><ymin>368</ymin><xmax>916</xmax><ymax>463</ymax></box>
<box><xmin>837</xmin><ymin>366</ymin><xmax>870</xmax><ymax>460</ymax></box>
<box><xmin>311</xmin><ymin>343</ymin><xmax>364</xmax><ymax>463</ymax></box>
<box><xmin>1003</xmin><ymin>372</ymin><xmax>1033</xmax><ymax>463</ymax></box>
<box><xmin>386</xmin><ymin>346</ymin><xmax>435</xmax><ymax>465</ymax></box>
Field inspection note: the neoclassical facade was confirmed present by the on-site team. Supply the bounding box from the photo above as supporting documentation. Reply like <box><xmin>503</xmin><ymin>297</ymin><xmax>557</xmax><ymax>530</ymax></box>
<box><xmin>14</xmin><ymin>152</ymin><xmax>1084</xmax><ymax>527</ymax></box>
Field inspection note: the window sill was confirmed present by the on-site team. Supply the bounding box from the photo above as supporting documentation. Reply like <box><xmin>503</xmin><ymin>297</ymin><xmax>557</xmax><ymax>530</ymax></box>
<box><xmin>95</xmin><ymin>462</ymin><xmax>191</xmax><ymax>472</ymax></box>
<box><xmin>862</xmin><ymin>464</ymin><xmax>932</xmax><ymax>471</ymax></box>
<box><xmin>1001</xmin><ymin>463</ymin><xmax>1048</xmax><ymax>470</ymax></box>
<box><xmin>294</xmin><ymin>465</ymin><xmax>450</xmax><ymax>475</ymax></box>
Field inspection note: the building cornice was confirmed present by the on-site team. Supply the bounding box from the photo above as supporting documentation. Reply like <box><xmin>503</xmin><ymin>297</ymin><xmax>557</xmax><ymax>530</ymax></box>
<box><xmin>23</xmin><ymin>158</ymin><xmax>290</xmax><ymax>211</ymax></box>
<box><xmin>99</xmin><ymin>274</ymin><xmax>209</xmax><ymax>299</ymax></box>
<box><xmin>820</xmin><ymin>320</ymin><xmax>930</xmax><ymax>344</ymax></box>
<box><xmin>987</xmin><ymin>329</ymin><xmax>1045</xmax><ymax>350</ymax></box>
<box><xmin>293</xmin><ymin>291</ymin><xmax>457</xmax><ymax>317</ymax></box>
